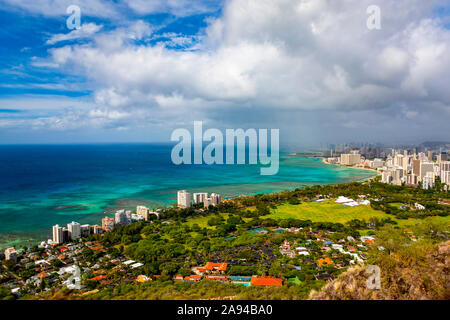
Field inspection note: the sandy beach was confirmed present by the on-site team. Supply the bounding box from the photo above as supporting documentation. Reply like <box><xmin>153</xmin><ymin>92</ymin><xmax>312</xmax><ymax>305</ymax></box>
<box><xmin>321</xmin><ymin>157</ymin><xmax>380</xmax><ymax>181</ymax></box>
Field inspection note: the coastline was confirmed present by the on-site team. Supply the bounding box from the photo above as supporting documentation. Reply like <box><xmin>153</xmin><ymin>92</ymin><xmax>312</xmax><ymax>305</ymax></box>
<box><xmin>321</xmin><ymin>157</ymin><xmax>379</xmax><ymax>182</ymax></box>
<box><xmin>0</xmin><ymin>155</ymin><xmax>378</xmax><ymax>250</ymax></box>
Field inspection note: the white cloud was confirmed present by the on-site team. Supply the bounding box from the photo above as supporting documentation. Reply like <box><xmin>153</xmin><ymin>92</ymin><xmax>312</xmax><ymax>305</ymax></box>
<box><xmin>46</xmin><ymin>23</ymin><xmax>103</xmax><ymax>45</ymax></box>
<box><xmin>50</xmin><ymin>1</ymin><xmax>450</xmax><ymax>107</ymax></box>
<box><xmin>5</xmin><ymin>0</ymin><xmax>450</xmax><ymax>142</ymax></box>
<box><xmin>0</xmin><ymin>0</ymin><xmax>119</xmax><ymax>18</ymax></box>
<box><xmin>124</xmin><ymin>0</ymin><xmax>223</xmax><ymax>17</ymax></box>
<box><xmin>0</xmin><ymin>95</ymin><xmax>93</xmax><ymax>111</ymax></box>
<box><xmin>1</xmin><ymin>0</ymin><xmax>223</xmax><ymax>18</ymax></box>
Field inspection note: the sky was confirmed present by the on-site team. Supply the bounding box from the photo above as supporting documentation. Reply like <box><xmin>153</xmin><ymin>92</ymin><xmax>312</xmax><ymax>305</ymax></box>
<box><xmin>0</xmin><ymin>0</ymin><xmax>449</xmax><ymax>147</ymax></box>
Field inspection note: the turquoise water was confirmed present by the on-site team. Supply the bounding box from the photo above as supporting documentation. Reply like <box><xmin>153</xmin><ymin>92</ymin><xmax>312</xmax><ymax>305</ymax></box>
<box><xmin>0</xmin><ymin>144</ymin><xmax>375</xmax><ymax>249</ymax></box>
<box><xmin>233</xmin><ymin>282</ymin><xmax>250</xmax><ymax>286</ymax></box>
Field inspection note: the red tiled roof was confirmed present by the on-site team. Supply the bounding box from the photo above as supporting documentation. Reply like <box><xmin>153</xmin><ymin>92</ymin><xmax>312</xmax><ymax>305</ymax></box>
<box><xmin>37</xmin><ymin>272</ymin><xmax>49</xmax><ymax>279</ymax></box>
<box><xmin>184</xmin><ymin>275</ymin><xmax>202</xmax><ymax>281</ymax></box>
<box><xmin>89</xmin><ymin>275</ymin><xmax>107</xmax><ymax>281</ymax></box>
<box><xmin>205</xmin><ymin>262</ymin><xmax>228</xmax><ymax>271</ymax></box>
<box><xmin>250</xmin><ymin>276</ymin><xmax>282</xmax><ymax>286</ymax></box>
<box><xmin>317</xmin><ymin>256</ymin><xmax>334</xmax><ymax>267</ymax></box>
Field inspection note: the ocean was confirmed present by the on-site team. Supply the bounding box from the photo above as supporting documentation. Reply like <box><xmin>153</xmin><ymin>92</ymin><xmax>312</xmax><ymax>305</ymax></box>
<box><xmin>0</xmin><ymin>144</ymin><xmax>376</xmax><ymax>249</ymax></box>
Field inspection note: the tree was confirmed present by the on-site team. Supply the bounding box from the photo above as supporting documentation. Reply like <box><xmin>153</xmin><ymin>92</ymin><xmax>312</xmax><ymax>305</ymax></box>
<box><xmin>0</xmin><ymin>287</ymin><xmax>14</xmax><ymax>300</ymax></box>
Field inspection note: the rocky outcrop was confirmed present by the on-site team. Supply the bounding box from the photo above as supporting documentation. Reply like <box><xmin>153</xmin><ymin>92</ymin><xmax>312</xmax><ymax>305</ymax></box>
<box><xmin>310</xmin><ymin>241</ymin><xmax>450</xmax><ymax>300</ymax></box>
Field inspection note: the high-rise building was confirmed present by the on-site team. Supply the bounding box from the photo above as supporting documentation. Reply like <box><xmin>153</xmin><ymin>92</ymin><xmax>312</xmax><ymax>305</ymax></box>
<box><xmin>420</xmin><ymin>162</ymin><xmax>434</xmax><ymax>180</ymax></box>
<box><xmin>102</xmin><ymin>216</ymin><xmax>115</xmax><ymax>232</ymax></box>
<box><xmin>177</xmin><ymin>190</ymin><xmax>192</xmax><ymax>208</ymax></box>
<box><xmin>370</xmin><ymin>159</ymin><xmax>384</xmax><ymax>169</ymax></box>
<box><xmin>402</xmin><ymin>156</ymin><xmax>410</xmax><ymax>173</ymax></box>
<box><xmin>210</xmin><ymin>193</ymin><xmax>222</xmax><ymax>206</ymax></box>
<box><xmin>393</xmin><ymin>167</ymin><xmax>404</xmax><ymax>185</ymax></box>
<box><xmin>382</xmin><ymin>171</ymin><xmax>393</xmax><ymax>184</ymax></box>
<box><xmin>193</xmin><ymin>193</ymin><xmax>209</xmax><ymax>205</ymax></box>
<box><xmin>4</xmin><ymin>248</ymin><xmax>17</xmax><ymax>263</ymax></box>
<box><xmin>440</xmin><ymin>161</ymin><xmax>450</xmax><ymax>173</ymax></box>
<box><xmin>91</xmin><ymin>225</ymin><xmax>102</xmax><ymax>234</ymax></box>
<box><xmin>406</xmin><ymin>174</ymin><xmax>418</xmax><ymax>186</ymax></box>
<box><xmin>418</xmin><ymin>152</ymin><xmax>427</xmax><ymax>161</ymax></box>
<box><xmin>340</xmin><ymin>153</ymin><xmax>361</xmax><ymax>166</ymax></box>
<box><xmin>52</xmin><ymin>224</ymin><xmax>63</xmax><ymax>245</ymax></box>
<box><xmin>62</xmin><ymin>228</ymin><xmax>69</xmax><ymax>243</ymax></box>
<box><xmin>67</xmin><ymin>221</ymin><xmax>81</xmax><ymax>241</ymax></box>
<box><xmin>394</xmin><ymin>154</ymin><xmax>404</xmax><ymax>167</ymax></box>
<box><xmin>385</xmin><ymin>155</ymin><xmax>393</xmax><ymax>167</ymax></box>
<box><xmin>80</xmin><ymin>224</ymin><xmax>90</xmax><ymax>238</ymax></box>
<box><xmin>422</xmin><ymin>172</ymin><xmax>435</xmax><ymax>190</ymax></box>
<box><xmin>428</xmin><ymin>151</ymin><xmax>433</xmax><ymax>161</ymax></box>
<box><xmin>137</xmin><ymin>205</ymin><xmax>158</xmax><ymax>221</ymax></box>
<box><xmin>137</xmin><ymin>206</ymin><xmax>149</xmax><ymax>219</ymax></box>
<box><xmin>441</xmin><ymin>171</ymin><xmax>450</xmax><ymax>185</ymax></box>
<box><xmin>412</xmin><ymin>159</ymin><xmax>421</xmax><ymax>176</ymax></box>
<box><xmin>204</xmin><ymin>198</ymin><xmax>213</xmax><ymax>208</ymax></box>
<box><xmin>203</xmin><ymin>193</ymin><xmax>222</xmax><ymax>208</ymax></box>
<box><xmin>115</xmin><ymin>209</ymin><xmax>130</xmax><ymax>225</ymax></box>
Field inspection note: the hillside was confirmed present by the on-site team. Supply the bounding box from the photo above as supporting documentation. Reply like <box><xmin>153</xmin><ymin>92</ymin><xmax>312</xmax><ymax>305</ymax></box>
<box><xmin>310</xmin><ymin>239</ymin><xmax>450</xmax><ymax>300</ymax></box>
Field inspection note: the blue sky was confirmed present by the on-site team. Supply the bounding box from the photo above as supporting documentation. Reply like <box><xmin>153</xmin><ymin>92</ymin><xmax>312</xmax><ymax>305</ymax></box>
<box><xmin>0</xmin><ymin>2</ymin><xmax>220</xmax><ymax>97</ymax></box>
<box><xmin>0</xmin><ymin>0</ymin><xmax>449</xmax><ymax>145</ymax></box>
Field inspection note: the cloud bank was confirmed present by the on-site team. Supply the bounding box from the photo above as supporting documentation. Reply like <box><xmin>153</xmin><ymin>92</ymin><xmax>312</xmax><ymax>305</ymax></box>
<box><xmin>1</xmin><ymin>0</ymin><xmax>450</xmax><ymax>145</ymax></box>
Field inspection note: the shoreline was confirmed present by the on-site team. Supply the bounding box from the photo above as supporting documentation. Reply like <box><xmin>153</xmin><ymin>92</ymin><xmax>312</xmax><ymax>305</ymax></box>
<box><xmin>321</xmin><ymin>157</ymin><xmax>380</xmax><ymax>182</ymax></box>
<box><xmin>1</xmin><ymin>158</ymin><xmax>378</xmax><ymax>250</ymax></box>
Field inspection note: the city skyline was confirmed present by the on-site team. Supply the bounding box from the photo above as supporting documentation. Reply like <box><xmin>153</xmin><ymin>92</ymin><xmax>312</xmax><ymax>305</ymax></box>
<box><xmin>0</xmin><ymin>0</ymin><xmax>449</xmax><ymax>145</ymax></box>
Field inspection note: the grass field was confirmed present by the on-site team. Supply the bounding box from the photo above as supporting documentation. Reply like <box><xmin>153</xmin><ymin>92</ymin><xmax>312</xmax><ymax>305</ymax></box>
<box><xmin>184</xmin><ymin>200</ymin><xmax>450</xmax><ymax>230</ymax></box>
<box><xmin>185</xmin><ymin>213</ymin><xmax>230</xmax><ymax>228</ymax></box>
<box><xmin>396</xmin><ymin>214</ymin><xmax>450</xmax><ymax>228</ymax></box>
<box><xmin>388</xmin><ymin>202</ymin><xmax>406</xmax><ymax>209</ymax></box>
<box><xmin>263</xmin><ymin>201</ymin><xmax>389</xmax><ymax>224</ymax></box>
<box><xmin>263</xmin><ymin>201</ymin><xmax>450</xmax><ymax>228</ymax></box>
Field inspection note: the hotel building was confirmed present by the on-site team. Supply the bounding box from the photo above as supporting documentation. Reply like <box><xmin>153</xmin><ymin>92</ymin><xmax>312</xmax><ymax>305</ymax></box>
<box><xmin>193</xmin><ymin>193</ymin><xmax>209</xmax><ymax>205</ymax></box>
<box><xmin>67</xmin><ymin>221</ymin><xmax>81</xmax><ymax>241</ymax></box>
<box><xmin>115</xmin><ymin>209</ymin><xmax>131</xmax><ymax>226</ymax></box>
<box><xmin>52</xmin><ymin>224</ymin><xmax>63</xmax><ymax>245</ymax></box>
<box><xmin>102</xmin><ymin>216</ymin><xmax>115</xmax><ymax>232</ymax></box>
<box><xmin>177</xmin><ymin>190</ymin><xmax>192</xmax><ymax>208</ymax></box>
<box><xmin>5</xmin><ymin>247</ymin><xmax>17</xmax><ymax>263</ymax></box>
<box><xmin>340</xmin><ymin>153</ymin><xmax>361</xmax><ymax>166</ymax></box>
<box><xmin>420</xmin><ymin>162</ymin><xmax>434</xmax><ymax>180</ymax></box>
